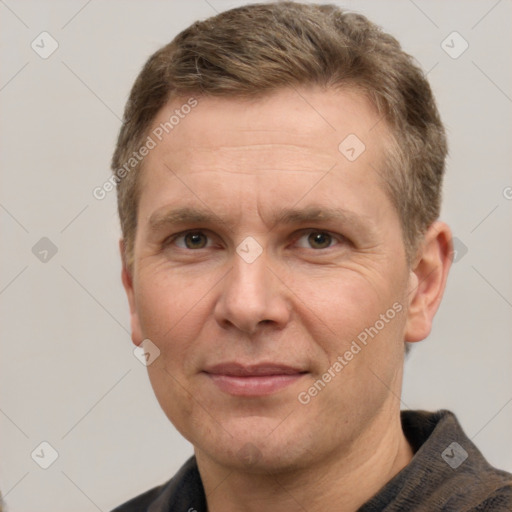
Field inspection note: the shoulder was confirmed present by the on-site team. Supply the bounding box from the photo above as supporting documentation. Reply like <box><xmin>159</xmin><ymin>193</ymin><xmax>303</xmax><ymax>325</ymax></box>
<box><xmin>470</xmin><ymin>482</ymin><xmax>512</xmax><ymax>511</ymax></box>
<box><xmin>407</xmin><ymin>410</ymin><xmax>512</xmax><ymax>511</ymax></box>
<box><xmin>110</xmin><ymin>481</ymin><xmax>170</xmax><ymax>512</ymax></box>
<box><xmin>361</xmin><ymin>410</ymin><xmax>512</xmax><ymax>511</ymax></box>
<box><xmin>110</xmin><ymin>456</ymin><xmax>206</xmax><ymax>512</ymax></box>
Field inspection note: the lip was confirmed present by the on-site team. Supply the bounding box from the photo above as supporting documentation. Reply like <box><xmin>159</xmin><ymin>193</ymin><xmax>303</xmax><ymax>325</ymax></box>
<box><xmin>203</xmin><ymin>362</ymin><xmax>308</xmax><ymax>397</ymax></box>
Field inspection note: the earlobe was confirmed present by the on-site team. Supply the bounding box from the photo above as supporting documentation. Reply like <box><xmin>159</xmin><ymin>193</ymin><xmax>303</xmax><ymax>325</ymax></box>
<box><xmin>404</xmin><ymin>222</ymin><xmax>453</xmax><ymax>343</ymax></box>
<box><xmin>120</xmin><ymin>240</ymin><xmax>144</xmax><ymax>347</ymax></box>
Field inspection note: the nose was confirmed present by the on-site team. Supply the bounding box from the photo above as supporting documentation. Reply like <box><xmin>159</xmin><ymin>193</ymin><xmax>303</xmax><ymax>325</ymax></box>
<box><xmin>214</xmin><ymin>250</ymin><xmax>291</xmax><ymax>334</ymax></box>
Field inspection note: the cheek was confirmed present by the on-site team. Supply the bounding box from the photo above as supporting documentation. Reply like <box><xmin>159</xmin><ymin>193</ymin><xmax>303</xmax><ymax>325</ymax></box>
<box><xmin>134</xmin><ymin>270</ymin><xmax>211</xmax><ymax>366</ymax></box>
<box><xmin>288</xmin><ymin>268</ymin><xmax>395</xmax><ymax>355</ymax></box>
<box><xmin>146</xmin><ymin>362</ymin><xmax>197</xmax><ymax>442</ymax></box>
<box><xmin>297</xmin><ymin>281</ymin><xmax>406</xmax><ymax>433</ymax></box>
<box><xmin>135</xmin><ymin>264</ymin><xmax>205</xmax><ymax>330</ymax></box>
<box><xmin>137</xmin><ymin>275</ymin><xmax>212</xmax><ymax>436</ymax></box>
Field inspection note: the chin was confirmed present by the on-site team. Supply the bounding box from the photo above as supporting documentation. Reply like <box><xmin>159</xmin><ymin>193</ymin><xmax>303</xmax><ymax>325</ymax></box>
<box><xmin>194</xmin><ymin>417</ymin><xmax>315</xmax><ymax>473</ymax></box>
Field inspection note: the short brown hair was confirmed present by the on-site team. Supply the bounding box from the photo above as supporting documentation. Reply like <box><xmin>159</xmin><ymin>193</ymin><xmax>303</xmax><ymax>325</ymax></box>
<box><xmin>112</xmin><ymin>1</ymin><xmax>447</xmax><ymax>267</ymax></box>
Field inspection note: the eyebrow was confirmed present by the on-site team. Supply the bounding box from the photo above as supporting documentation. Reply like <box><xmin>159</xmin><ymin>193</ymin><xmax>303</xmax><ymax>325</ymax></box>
<box><xmin>273</xmin><ymin>206</ymin><xmax>369</xmax><ymax>229</ymax></box>
<box><xmin>148</xmin><ymin>205</ymin><xmax>372</xmax><ymax>234</ymax></box>
<box><xmin>148</xmin><ymin>208</ymin><xmax>221</xmax><ymax>232</ymax></box>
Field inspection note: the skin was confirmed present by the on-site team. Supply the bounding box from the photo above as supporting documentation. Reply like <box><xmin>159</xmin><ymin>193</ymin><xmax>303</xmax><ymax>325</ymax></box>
<box><xmin>122</xmin><ymin>87</ymin><xmax>452</xmax><ymax>511</ymax></box>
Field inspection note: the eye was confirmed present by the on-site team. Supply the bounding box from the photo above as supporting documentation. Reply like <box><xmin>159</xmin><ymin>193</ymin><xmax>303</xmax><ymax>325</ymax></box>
<box><xmin>172</xmin><ymin>231</ymin><xmax>211</xmax><ymax>249</ymax></box>
<box><xmin>295</xmin><ymin>231</ymin><xmax>341</xmax><ymax>250</ymax></box>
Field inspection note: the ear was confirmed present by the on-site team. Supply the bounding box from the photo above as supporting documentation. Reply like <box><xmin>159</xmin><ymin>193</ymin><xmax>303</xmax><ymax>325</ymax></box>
<box><xmin>404</xmin><ymin>221</ymin><xmax>453</xmax><ymax>343</ymax></box>
<box><xmin>120</xmin><ymin>239</ymin><xmax>144</xmax><ymax>347</ymax></box>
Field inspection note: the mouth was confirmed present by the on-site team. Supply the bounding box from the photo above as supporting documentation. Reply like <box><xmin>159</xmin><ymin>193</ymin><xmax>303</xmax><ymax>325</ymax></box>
<box><xmin>202</xmin><ymin>363</ymin><xmax>308</xmax><ymax>397</ymax></box>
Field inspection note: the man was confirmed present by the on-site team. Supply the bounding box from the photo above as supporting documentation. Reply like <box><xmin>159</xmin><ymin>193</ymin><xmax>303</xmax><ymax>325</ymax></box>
<box><xmin>110</xmin><ymin>2</ymin><xmax>512</xmax><ymax>510</ymax></box>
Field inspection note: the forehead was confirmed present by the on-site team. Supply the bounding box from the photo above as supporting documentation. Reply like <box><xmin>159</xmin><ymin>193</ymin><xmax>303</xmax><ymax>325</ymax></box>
<box><xmin>137</xmin><ymin>87</ymin><xmax>394</xmax><ymax>227</ymax></box>
<box><xmin>145</xmin><ymin>86</ymin><xmax>388</xmax><ymax>169</ymax></box>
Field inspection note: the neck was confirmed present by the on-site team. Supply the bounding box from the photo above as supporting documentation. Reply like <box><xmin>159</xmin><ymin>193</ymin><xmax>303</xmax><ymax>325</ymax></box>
<box><xmin>196</xmin><ymin>410</ymin><xmax>413</xmax><ymax>512</ymax></box>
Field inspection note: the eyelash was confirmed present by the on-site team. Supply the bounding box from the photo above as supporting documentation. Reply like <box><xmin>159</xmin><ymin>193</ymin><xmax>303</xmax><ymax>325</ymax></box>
<box><xmin>164</xmin><ymin>229</ymin><xmax>347</xmax><ymax>251</ymax></box>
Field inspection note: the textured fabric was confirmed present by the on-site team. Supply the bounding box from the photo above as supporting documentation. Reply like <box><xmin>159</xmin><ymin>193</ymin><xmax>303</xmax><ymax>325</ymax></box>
<box><xmin>111</xmin><ymin>410</ymin><xmax>512</xmax><ymax>511</ymax></box>
<box><xmin>360</xmin><ymin>410</ymin><xmax>512</xmax><ymax>511</ymax></box>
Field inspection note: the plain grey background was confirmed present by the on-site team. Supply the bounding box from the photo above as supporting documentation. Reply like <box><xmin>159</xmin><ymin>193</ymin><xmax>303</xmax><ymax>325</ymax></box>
<box><xmin>1</xmin><ymin>0</ymin><xmax>511</xmax><ymax>510</ymax></box>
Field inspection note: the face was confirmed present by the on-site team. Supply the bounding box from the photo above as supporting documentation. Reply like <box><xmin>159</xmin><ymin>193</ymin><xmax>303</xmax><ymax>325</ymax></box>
<box><xmin>123</xmin><ymin>87</ymin><xmax>418</xmax><ymax>473</ymax></box>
